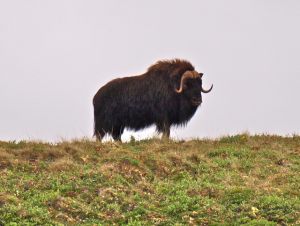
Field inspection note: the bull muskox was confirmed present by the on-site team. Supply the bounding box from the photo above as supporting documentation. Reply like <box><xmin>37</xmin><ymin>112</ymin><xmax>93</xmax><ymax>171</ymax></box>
<box><xmin>93</xmin><ymin>59</ymin><xmax>213</xmax><ymax>141</ymax></box>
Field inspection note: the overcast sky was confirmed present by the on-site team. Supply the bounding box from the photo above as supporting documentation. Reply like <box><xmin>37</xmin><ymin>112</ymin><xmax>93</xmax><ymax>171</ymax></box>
<box><xmin>0</xmin><ymin>0</ymin><xmax>299</xmax><ymax>142</ymax></box>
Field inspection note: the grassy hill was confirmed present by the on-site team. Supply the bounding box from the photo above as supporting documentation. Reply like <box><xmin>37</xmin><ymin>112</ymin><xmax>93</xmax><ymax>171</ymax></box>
<box><xmin>0</xmin><ymin>135</ymin><xmax>299</xmax><ymax>225</ymax></box>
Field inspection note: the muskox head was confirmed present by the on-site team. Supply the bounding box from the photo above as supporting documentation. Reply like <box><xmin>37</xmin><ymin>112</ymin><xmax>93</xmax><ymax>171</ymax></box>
<box><xmin>175</xmin><ymin>70</ymin><xmax>213</xmax><ymax>106</ymax></box>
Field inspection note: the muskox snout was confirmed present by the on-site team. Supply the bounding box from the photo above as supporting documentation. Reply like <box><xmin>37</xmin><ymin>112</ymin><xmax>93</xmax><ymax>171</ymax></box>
<box><xmin>191</xmin><ymin>97</ymin><xmax>202</xmax><ymax>106</ymax></box>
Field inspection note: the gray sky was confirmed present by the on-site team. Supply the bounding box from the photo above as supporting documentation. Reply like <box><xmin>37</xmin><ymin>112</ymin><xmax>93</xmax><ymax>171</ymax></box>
<box><xmin>0</xmin><ymin>0</ymin><xmax>299</xmax><ymax>142</ymax></box>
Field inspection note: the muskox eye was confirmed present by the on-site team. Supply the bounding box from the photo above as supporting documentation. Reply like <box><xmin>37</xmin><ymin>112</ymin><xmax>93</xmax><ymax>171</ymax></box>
<box><xmin>187</xmin><ymin>79</ymin><xmax>194</xmax><ymax>85</ymax></box>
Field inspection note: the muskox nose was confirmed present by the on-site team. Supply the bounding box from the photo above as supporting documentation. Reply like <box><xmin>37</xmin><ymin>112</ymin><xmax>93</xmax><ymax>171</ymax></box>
<box><xmin>199</xmin><ymin>73</ymin><xmax>203</xmax><ymax>77</ymax></box>
<box><xmin>191</xmin><ymin>97</ymin><xmax>202</xmax><ymax>106</ymax></box>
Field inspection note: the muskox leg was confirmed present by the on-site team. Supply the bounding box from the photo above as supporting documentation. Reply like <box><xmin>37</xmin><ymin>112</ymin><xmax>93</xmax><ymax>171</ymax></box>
<box><xmin>95</xmin><ymin>129</ymin><xmax>105</xmax><ymax>141</ymax></box>
<box><xmin>112</xmin><ymin>126</ymin><xmax>124</xmax><ymax>142</ymax></box>
<box><xmin>156</xmin><ymin>122</ymin><xmax>170</xmax><ymax>139</ymax></box>
<box><xmin>162</xmin><ymin>126</ymin><xmax>170</xmax><ymax>139</ymax></box>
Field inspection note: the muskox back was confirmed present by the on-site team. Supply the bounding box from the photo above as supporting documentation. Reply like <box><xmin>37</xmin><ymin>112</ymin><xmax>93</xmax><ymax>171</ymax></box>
<box><xmin>93</xmin><ymin>59</ymin><xmax>212</xmax><ymax>141</ymax></box>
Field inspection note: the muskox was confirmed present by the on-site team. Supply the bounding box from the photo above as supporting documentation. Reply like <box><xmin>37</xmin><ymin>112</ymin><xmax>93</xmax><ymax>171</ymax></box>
<box><xmin>93</xmin><ymin>59</ymin><xmax>213</xmax><ymax>141</ymax></box>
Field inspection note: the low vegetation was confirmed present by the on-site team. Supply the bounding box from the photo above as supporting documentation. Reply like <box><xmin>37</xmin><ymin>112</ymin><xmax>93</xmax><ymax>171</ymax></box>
<box><xmin>0</xmin><ymin>134</ymin><xmax>299</xmax><ymax>225</ymax></box>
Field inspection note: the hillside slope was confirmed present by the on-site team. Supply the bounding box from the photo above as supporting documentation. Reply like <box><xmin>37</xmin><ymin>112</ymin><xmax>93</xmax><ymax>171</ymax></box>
<box><xmin>0</xmin><ymin>135</ymin><xmax>299</xmax><ymax>225</ymax></box>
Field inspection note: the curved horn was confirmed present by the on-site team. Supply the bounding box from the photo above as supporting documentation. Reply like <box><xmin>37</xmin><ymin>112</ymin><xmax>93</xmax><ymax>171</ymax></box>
<box><xmin>175</xmin><ymin>71</ymin><xmax>199</xmax><ymax>93</ymax></box>
<box><xmin>201</xmin><ymin>84</ymin><xmax>213</xmax><ymax>93</ymax></box>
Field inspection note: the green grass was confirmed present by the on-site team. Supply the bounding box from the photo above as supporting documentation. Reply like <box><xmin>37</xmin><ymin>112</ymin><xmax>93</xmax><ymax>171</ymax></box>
<box><xmin>0</xmin><ymin>135</ymin><xmax>299</xmax><ymax>225</ymax></box>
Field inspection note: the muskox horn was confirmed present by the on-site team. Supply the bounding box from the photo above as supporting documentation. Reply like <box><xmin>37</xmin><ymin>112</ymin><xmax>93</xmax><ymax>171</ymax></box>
<box><xmin>201</xmin><ymin>84</ymin><xmax>213</xmax><ymax>93</ymax></box>
<box><xmin>175</xmin><ymin>71</ymin><xmax>200</xmax><ymax>93</ymax></box>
